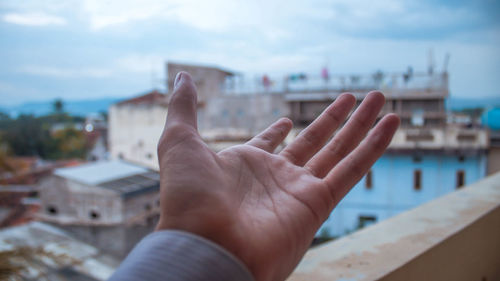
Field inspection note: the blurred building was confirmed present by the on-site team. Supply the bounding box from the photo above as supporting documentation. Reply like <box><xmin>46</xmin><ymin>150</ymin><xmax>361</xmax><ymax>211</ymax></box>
<box><xmin>108</xmin><ymin>62</ymin><xmax>489</xmax><ymax>237</ymax></box>
<box><xmin>482</xmin><ymin>108</ymin><xmax>500</xmax><ymax>175</ymax></box>
<box><xmin>109</xmin><ymin>63</ymin><xmax>288</xmax><ymax>169</ymax></box>
<box><xmin>108</xmin><ymin>90</ymin><xmax>168</xmax><ymax>169</ymax></box>
<box><xmin>487</xmin><ymin>131</ymin><xmax>500</xmax><ymax>175</ymax></box>
<box><xmin>280</xmin><ymin>71</ymin><xmax>488</xmax><ymax>236</ymax></box>
<box><xmin>85</xmin><ymin>113</ymin><xmax>109</xmax><ymax>162</ymax></box>
<box><xmin>0</xmin><ymin>185</ymin><xmax>39</xmax><ymax>228</ymax></box>
<box><xmin>0</xmin><ymin>156</ymin><xmax>81</xmax><ymax>185</ymax></box>
<box><xmin>37</xmin><ymin>160</ymin><xmax>160</xmax><ymax>258</ymax></box>
<box><xmin>0</xmin><ymin>157</ymin><xmax>80</xmax><ymax>230</ymax></box>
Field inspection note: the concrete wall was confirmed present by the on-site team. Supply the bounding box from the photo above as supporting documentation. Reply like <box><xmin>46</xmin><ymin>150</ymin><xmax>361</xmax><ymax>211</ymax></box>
<box><xmin>109</xmin><ymin>88</ymin><xmax>288</xmax><ymax>159</ymax></box>
<box><xmin>204</xmin><ymin>93</ymin><xmax>288</xmax><ymax>136</ymax></box>
<box><xmin>289</xmin><ymin>172</ymin><xmax>500</xmax><ymax>281</ymax></box>
<box><xmin>389</xmin><ymin>126</ymin><xmax>489</xmax><ymax>150</ymax></box>
<box><xmin>39</xmin><ymin>175</ymin><xmax>161</xmax><ymax>258</ymax></box>
<box><xmin>319</xmin><ymin>152</ymin><xmax>488</xmax><ymax>237</ymax></box>
<box><xmin>487</xmin><ymin>147</ymin><xmax>500</xmax><ymax>175</ymax></box>
<box><xmin>167</xmin><ymin>62</ymin><xmax>231</xmax><ymax>102</ymax></box>
<box><xmin>109</xmin><ymin>103</ymin><xmax>167</xmax><ymax>170</ymax></box>
<box><xmin>39</xmin><ymin>176</ymin><xmax>122</xmax><ymax>225</ymax></box>
<box><xmin>123</xmin><ymin>192</ymin><xmax>160</xmax><ymax>223</ymax></box>
<box><xmin>56</xmin><ymin>218</ymin><xmax>158</xmax><ymax>259</ymax></box>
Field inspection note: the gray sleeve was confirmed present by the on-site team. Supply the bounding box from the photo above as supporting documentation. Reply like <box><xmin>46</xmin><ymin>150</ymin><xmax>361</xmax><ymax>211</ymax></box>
<box><xmin>108</xmin><ymin>230</ymin><xmax>254</xmax><ymax>281</ymax></box>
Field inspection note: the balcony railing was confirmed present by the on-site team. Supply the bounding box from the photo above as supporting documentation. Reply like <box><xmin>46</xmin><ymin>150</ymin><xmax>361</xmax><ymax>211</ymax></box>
<box><xmin>389</xmin><ymin>126</ymin><xmax>489</xmax><ymax>150</ymax></box>
<box><xmin>222</xmin><ymin>72</ymin><xmax>448</xmax><ymax>96</ymax></box>
<box><xmin>287</xmin><ymin>172</ymin><xmax>500</xmax><ymax>281</ymax></box>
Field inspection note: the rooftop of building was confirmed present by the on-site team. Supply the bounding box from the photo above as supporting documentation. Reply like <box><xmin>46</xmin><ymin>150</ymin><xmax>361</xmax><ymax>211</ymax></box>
<box><xmin>0</xmin><ymin>157</ymin><xmax>82</xmax><ymax>185</ymax></box>
<box><xmin>0</xmin><ymin>221</ymin><xmax>118</xmax><ymax>281</ymax></box>
<box><xmin>54</xmin><ymin>160</ymin><xmax>159</xmax><ymax>198</ymax></box>
<box><xmin>223</xmin><ymin>70</ymin><xmax>449</xmax><ymax>98</ymax></box>
<box><xmin>115</xmin><ymin>90</ymin><xmax>167</xmax><ymax>107</ymax></box>
<box><xmin>167</xmin><ymin>61</ymin><xmax>236</xmax><ymax>77</ymax></box>
<box><xmin>0</xmin><ymin>188</ymin><xmax>39</xmax><ymax>228</ymax></box>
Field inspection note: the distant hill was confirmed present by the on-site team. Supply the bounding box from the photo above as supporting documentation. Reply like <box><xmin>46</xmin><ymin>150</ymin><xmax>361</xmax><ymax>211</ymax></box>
<box><xmin>0</xmin><ymin>98</ymin><xmax>121</xmax><ymax>117</ymax></box>
<box><xmin>447</xmin><ymin>96</ymin><xmax>500</xmax><ymax>111</ymax></box>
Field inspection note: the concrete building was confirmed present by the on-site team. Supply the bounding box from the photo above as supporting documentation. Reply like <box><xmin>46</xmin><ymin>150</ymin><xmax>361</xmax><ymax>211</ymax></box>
<box><xmin>488</xmin><ymin>131</ymin><xmax>500</xmax><ymax>175</ymax></box>
<box><xmin>37</xmin><ymin>160</ymin><xmax>160</xmax><ymax>258</ymax></box>
<box><xmin>108</xmin><ymin>90</ymin><xmax>167</xmax><ymax>169</ymax></box>
<box><xmin>482</xmin><ymin>108</ymin><xmax>500</xmax><ymax>175</ymax></box>
<box><xmin>108</xmin><ymin>62</ymin><xmax>489</xmax><ymax>237</ymax></box>
<box><xmin>85</xmin><ymin>113</ymin><xmax>109</xmax><ymax>162</ymax></box>
<box><xmin>221</xmin><ymin>69</ymin><xmax>489</xmax><ymax>236</ymax></box>
<box><xmin>278</xmin><ymin>71</ymin><xmax>488</xmax><ymax>236</ymax></box>
<box><xmin>109</xmin><ymin>63</ymin><xmax>288</xmax><ymax>169</ymax></box>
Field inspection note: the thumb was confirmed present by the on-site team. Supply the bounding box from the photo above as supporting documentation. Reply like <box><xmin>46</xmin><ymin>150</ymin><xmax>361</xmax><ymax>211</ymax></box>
<box><xmin>166</xmin><ymin>71</ymin><xmax>198</xmax><ymax>130</ymax></box>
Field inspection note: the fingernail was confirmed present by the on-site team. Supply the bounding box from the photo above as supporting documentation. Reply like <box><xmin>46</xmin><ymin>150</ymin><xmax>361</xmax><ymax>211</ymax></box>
<box><xmin>174</xmin><ymin>72</ymin><xmax>183</xmax><ymax>89</ymax></box>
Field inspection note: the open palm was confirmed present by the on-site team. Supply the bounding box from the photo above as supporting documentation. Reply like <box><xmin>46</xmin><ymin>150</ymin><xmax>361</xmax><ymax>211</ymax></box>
<box><xmin>156</xmin><ymin>72</ymin><xmax>400</xmax><ymax>281</ymax></box>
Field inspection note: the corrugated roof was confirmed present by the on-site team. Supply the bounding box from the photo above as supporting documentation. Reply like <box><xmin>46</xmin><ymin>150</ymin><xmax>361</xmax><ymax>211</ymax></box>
<box><xmin>0</xmin><ymin>222</ymin><xmax>118</xmax><ymax>281</ymax></box>
<box><xmin>99</xmin><ymin>172</ymin><xmax>160</xmax><ymax>198</ymax></box>
<box><xmin>54</xmin><ymin>161</ymin><xmax>149</xmax><ymax>186</ymax></box>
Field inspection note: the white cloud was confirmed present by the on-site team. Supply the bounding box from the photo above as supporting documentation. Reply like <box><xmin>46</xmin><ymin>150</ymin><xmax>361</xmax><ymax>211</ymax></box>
<box><xmin>81</xmin><ymin>0</ymin><xmax>294</xmax><ymax>37</ymax></box>
<box><xmin>114</xmin><ymin>54</ymin><xmax>165</xmax><ymax>74</ymax></box>
<box><xmin>82</xmin><ymin>0</ymin><xmax>171</xmax><ymax>30</ymax></box>
<box><xmin>17</xmin><ymin>55</ymin><xmax>165</xmax><ymax>80</ymax></box>
<box><xmin>19</xmin><ymin>65</ymin><xmax>112</xmax><ymax>78</ymax></box>
<box><xmin>2</xmin><ymin>12</ymin><xmax>66</xmax><ymax>26</ymax></box>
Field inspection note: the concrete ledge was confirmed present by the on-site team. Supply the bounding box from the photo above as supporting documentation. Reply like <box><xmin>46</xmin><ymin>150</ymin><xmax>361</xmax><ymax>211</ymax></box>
<box><xmin>288</xmin><ymin>173</ymin><xmax>500</xmax><ymax>281</ymax></box>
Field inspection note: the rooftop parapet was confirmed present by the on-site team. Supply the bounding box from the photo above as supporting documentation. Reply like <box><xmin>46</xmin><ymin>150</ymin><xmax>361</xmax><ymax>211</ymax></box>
<box><xmin>223</xmin><ymin>71</ymin><xmax>448</xmax><ymax>97</ymax></box>
<box><xmin>287</xmin><ymin>172</ymin><xmax>500</xmax><ymax>281</ymax></box>
<box><xmin>389</xmin><ymin>126</ymin><xmax>489</xmax><ymax>151</ymax></box>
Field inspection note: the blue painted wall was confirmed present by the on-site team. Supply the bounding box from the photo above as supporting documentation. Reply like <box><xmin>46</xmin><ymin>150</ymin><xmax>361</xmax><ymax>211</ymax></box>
<box><xmin>318</xmin><ymin>152</ymin><xmax>487</xmax><ymax>237</ymax></box>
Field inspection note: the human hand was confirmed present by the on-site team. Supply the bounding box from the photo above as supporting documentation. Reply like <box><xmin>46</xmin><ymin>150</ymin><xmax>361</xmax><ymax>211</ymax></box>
<box><xmin>156</xmin><ymin>72</ymin><xmax>400</xmax><ymax>281</ymax></box>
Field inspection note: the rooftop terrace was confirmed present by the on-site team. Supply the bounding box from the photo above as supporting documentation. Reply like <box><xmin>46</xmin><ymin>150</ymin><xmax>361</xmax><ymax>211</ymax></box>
<box><xmin>223</xmin><ymin>71</ymin><xmax>448</xmax><ymax>97</ymax></box>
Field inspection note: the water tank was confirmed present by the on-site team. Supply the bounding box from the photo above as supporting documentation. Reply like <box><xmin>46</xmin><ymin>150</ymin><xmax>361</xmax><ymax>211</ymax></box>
<box><xmin>482</xmin><ymin>108</ymin><xmax>500</xmax><ymax>130</ymax></box>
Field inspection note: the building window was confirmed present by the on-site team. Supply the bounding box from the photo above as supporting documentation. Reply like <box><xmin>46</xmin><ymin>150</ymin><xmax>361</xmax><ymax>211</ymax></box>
<box><xmin>357</xmin><ymin>215</ymin><xmax>377</xmax><ymax>229</ymax></box>
<box><xmin>118</xmin><ymin>153</ymin><xmax>124</xmax><ymax>159</ymax></box>
<box><xmin>89</xmin><ymin>211</ymin><xmax>100</xmax><ymax>220</ymax></box>
<box><xmin>237</xmin><ymin>109</ymin><xmax>245</xmax><ymax>117</ymax></box>
<box><xmin>456</xmin><ymin>170</ymin><xmax>465</xmax><ymax>189</ymax></box>
<box><xmin>411</xmin><ymin>109</ymin><xmax>424</xmax><ymax>126</ymax></box>
<box><xmin>47</xmin><ymin>205</ymin><xmax>58</xmax><ymax>215</ymax></box>
<box><xmin>414</xmin><ymin>170</ymin><xmax>422</xmax><ymax>191</ymax></box>
<box><xmin>145</xmin><ymin>203</ymin><xmax>152</xmax><ymax>211</ymax></box>
<box><xmin>272</xmin><ymin>108</ymin><xmax>280</xmax><ymax>117</ymax></box>
<box><xmin>365</xmin><ymin>170</ymin><xmax>372</xmax><ymax>189</ymax></box>
<box><xmin>146</xmin><ymin>153</ymin><xmax>153</xmax><ymax>159</ymax></box>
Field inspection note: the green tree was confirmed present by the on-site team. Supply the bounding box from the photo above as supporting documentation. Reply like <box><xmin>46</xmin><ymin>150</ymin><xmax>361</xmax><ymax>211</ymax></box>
<box><xmin>2</xmin><ymin>114</ymin><xmax>49</xmax><ymax>157</ymax></box>
<box><xmin>51</xmin><ymin>128</ymin><xmax>88</xmax><ymax>159</ymax></box>
<box><xmin>0</xmin><ymin>113</ymin><xmax>88</xmax><ymax>160</ymax></box>
<box><xmin>53</xmin><ymin>98</ymin><xmax>64</xmax><ymax>114</ymax></box>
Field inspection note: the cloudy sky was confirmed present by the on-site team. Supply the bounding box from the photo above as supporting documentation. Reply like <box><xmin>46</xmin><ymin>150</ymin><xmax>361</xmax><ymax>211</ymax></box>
<box><xmin>0</xmin><ymin>0</ymin><xmax>499</xmax><ymax>105</ymax></box>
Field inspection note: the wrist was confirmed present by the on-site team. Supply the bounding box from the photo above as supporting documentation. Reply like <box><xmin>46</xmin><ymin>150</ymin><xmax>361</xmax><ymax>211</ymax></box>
<box><xmin>156</xmin><ymin>218</ymin><xmax>264</xmax><ymax>280</ymax></box>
